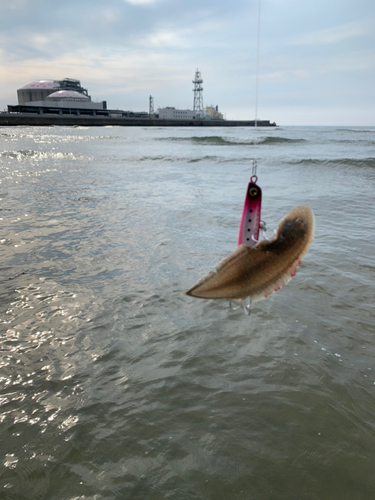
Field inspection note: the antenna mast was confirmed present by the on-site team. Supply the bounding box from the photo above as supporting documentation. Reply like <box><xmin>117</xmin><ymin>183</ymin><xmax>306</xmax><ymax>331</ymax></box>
<box><xmin>193</xmin><ymin>69</ymin><xmax>204</xmax><ymax>119</ymax></box>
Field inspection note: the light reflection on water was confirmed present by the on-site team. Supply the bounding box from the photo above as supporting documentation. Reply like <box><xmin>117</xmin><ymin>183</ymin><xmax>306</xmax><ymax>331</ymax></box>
<box><xmin>0</xmin><ymin>125</ymin><xmax>375</xmax><ymax>499</ymax></box>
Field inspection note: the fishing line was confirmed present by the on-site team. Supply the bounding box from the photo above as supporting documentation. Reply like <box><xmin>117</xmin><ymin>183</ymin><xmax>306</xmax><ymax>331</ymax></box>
<box><xmin>234</xmin><ymin>0</ymin><xmax>265</xmax><ymax>316</ymax></box>
<box><xmin>234</xmin><ymin>0</ymin><xmax>263</xmax><ymax>317</ymax></box>
<box><xmin>253</xmin><ymin>0</ymin><xmax>261</xmax><ymax>169</ymax></box>
<box><xmin>254</xmin><ymin>0</ymin><xmax>262</xmax><ymax>130</ymax></box>
<box><xmin>237</xmin><ymin>0</ymin><xmax>265</xmax><ymax>251</ymax></box>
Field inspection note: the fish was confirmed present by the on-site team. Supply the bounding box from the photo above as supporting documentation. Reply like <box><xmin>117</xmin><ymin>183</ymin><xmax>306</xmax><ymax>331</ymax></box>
<box><xmin>185</xmin><ymin>205</ymin><xmax>315</xmax><ymax>303</ymax></box>
<box><xmin>238</xmin><ymin>179</ymin><xmax>262</xmax><ymax>247</ymax></box>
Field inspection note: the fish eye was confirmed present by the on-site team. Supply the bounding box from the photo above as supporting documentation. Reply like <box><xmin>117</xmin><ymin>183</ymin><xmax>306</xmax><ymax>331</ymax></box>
<box><xmin>249</xmin><ymin>187</ymin><xmax>258</xmax><ymax>197</ymax></box>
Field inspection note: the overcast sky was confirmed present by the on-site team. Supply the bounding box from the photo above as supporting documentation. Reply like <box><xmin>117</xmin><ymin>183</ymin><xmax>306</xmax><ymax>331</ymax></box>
<box><xmin>0</xmin><ymin>0</ymin><xmax>374</xmax><ymax>125</ymax></box>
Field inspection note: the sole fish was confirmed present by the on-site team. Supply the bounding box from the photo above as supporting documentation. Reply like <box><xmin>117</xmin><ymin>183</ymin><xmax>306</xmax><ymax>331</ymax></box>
<box><xmin>186</xmin><ymin>205</ymin><xmax>315</xmax><ymax>302</ymax></box>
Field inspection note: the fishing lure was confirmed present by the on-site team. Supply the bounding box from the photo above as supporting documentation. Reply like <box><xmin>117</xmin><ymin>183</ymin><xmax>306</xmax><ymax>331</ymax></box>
<box><xmin>238</xmin><ymin>175</ymin><xmax>262</xmax><ymax>247</ymax></box>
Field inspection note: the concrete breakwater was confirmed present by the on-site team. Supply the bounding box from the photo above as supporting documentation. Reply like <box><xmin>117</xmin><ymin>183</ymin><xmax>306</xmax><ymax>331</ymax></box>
<box><xmin>0</xmin><ymin>113</ymin><xmax>276</xmax><ymax>127</ymax></box>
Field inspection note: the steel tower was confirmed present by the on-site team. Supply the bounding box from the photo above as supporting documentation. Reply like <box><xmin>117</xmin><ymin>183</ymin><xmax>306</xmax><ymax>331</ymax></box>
<box><xmin>192</xmin><ymin>69</ymin><xmax>204</xmax><ymax>119</ymax></box>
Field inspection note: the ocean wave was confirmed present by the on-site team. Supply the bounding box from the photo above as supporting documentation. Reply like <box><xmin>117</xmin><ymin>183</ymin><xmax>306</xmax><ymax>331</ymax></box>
<box><xmin>158</xmin><ymin>136</ymin><xmax>306</xmax><ymax>146</ymax></box>
<box><xmin>187</xmin><ymin>155</ymin><xmax>222</xmax><ymax>163</ymax></box>
<box><xmin>261</xmin><ymin>136</ymin><xmax>306</xmax><ymax>145</ymax></box>
<box><xmin>336</xmin><ymin>128</ymin><xmax>375</xmax><ymax>134</ymax></box>
<box><xmin>125</xmin><ymin>155</ymin><xmax>259</xmax><ymax>164</ymax></box>
<box><xmin>136</xmin><ymin>155</ymin><xmax>176</xmax><ymax>162</ymax></box>
<box><xmin>0</xmin><ymin>150</ymin><xmax>84</xmax><ymax>161</ymax></box>
<box><xmin>125</xmin><ymin>155</ymin><xmax>222</xmax><ymax>163</ymax></box>
<box><xmin>287</xmin><ymin>158</ymin><xmax>375</xmax><ymax>168</ymax></box>
<box><xmin>333</xmin><ymin>139</ymin><xmax>375</xmax><ymax>144</ymax></box>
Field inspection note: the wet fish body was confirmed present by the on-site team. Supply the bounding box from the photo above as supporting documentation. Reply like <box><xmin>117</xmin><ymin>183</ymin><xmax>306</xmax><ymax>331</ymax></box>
<box><xmin>186</xmin><ymin>205</ymin><xmax>315</xmax><ymax>302</ymax></box>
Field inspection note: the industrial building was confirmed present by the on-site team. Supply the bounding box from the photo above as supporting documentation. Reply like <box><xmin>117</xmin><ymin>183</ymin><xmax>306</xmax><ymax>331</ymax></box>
<box><xmin>4</xmin><ymin>72</ymin><xmax>275</xmax><ymax>126</ymax></box>
<box><xmin>9</xmin><ymin>77</ymin><xmax>150</xmax><ymax>118</ymax></box>
<box><xmin>12</xmin><ymin>78</ymin><xmax>107</xmax><ymax>114</ymax></box>
<box><xmin>17</xmin><ymin>78</ymin><xmax>92</xmax><ymax>104</ymax></box>
<box><xmin>157</xmin><ymin>107</ymin><xmax>196</xmax><ymax>120</ymax></box>
<box><xmin>205</xmin><ymin>105</ymin><xmax>224</xmax><ymax>120</ymax></box>
<box><xmin>157</xmin><ymin>105</ymin><xmax>223</xmax><ymax>121</ymax></box>
<box><xmin>24</xmin><ymin>89</ymin><xmax>107</xmax><ymax>111</ymax></box>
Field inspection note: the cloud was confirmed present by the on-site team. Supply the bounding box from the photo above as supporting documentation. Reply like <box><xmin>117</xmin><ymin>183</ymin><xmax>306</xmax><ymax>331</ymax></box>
<box><xmin>0</xmin><ymin>0</ymin><xmax>374</xmax><ymax>124</ymax></box>
<box><xmin>123</xmin><ymin>0</ymin><xmax>158</xmax><ymax>5</ymax></box>
<box><xmin>291</xmin><ymin>19</ymin><xmax>374</xmax><ymax>46</ymax></box>
<box><xmin>123</xmin><ymin>0</ymin><xmax>160</xmax><ymax>4</ymax></box>
<box><xmin>144</xmin><ymin>29</ymin><xmax>190</xmax><ymax>48</ymax></box>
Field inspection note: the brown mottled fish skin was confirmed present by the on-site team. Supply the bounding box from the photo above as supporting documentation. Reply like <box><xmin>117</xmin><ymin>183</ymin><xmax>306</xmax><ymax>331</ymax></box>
<box><xmin>185</xmin><ymin>205</ymin><xmax>315</xmax><ymax>302</ymax></box>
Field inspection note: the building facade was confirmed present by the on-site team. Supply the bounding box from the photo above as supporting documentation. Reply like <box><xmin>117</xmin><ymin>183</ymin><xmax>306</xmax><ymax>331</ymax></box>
<box><xmin>205</xmin><ymin>105</ymin><xmax>224</xmax><ymax>120</ymax></box>
<box><xmin>157</xmin><ymin>107</ymin><xmax>196</xmax><ymax>120</ymax></box>
<box><xmin>16</xmin><ymin>79</ymin><xmax>106</xmax><ymax>111</ymax></box>
<box><xmin>27</xmin><ymin>91</ymin><xmax>106</xmax><ymax>110</ymax></box>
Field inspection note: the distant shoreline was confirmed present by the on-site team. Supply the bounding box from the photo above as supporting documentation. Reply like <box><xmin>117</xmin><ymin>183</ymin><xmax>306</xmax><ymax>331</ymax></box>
<box><xmin>0</xmin><ymin>113</ymin><xmax>276</xmax><ymax>127</ymax></box>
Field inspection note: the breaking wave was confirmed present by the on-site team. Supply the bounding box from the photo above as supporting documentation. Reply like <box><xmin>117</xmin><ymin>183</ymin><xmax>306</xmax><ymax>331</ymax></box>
<box><xmin>159</xmin><ymin>136</ymin><xmax>306</xmax><ymax>146</ymax></box>
<box><xmin>261</xmin><ymin>136</ymin><xmax>306</xmax><ymax>145</ymax></box>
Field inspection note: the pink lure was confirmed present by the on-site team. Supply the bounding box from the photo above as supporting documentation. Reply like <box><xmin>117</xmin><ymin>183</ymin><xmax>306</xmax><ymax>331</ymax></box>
<box><xmin>238</xmin><ymin>178</ymin><xmax>262</xmax><ymax>247</ymax></box>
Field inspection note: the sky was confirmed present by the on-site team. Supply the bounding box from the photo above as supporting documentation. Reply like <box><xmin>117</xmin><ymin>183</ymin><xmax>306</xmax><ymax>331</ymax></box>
<box><xmin>0</xmin><ymin>0</ymin><xmax>374</xmax><ymax>125</ymax></box>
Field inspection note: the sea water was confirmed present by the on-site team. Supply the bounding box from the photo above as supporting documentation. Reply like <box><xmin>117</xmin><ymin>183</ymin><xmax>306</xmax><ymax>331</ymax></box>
<box><xmin>0</xmin><ymin>125</ymin><xmax>374</xmax><ymax>499</ymax></box>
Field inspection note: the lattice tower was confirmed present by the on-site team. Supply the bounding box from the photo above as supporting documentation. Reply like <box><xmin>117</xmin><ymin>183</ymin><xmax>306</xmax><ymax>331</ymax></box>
<box><xmin>192</xmin><ymin>69</ymin><xmax>204</xmax><ymax>118</ymax></box>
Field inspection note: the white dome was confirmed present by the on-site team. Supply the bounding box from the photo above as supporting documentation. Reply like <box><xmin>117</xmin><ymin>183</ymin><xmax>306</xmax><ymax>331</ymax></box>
<box><xmin>47</xmin><ymin>90</ymin><xmax>89</xmax><ymax>100</ymax></box>
<box><xmin>20</xmin><ymin>80</ymin><xmax>59</xmax><ymax>90</ymax></box>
